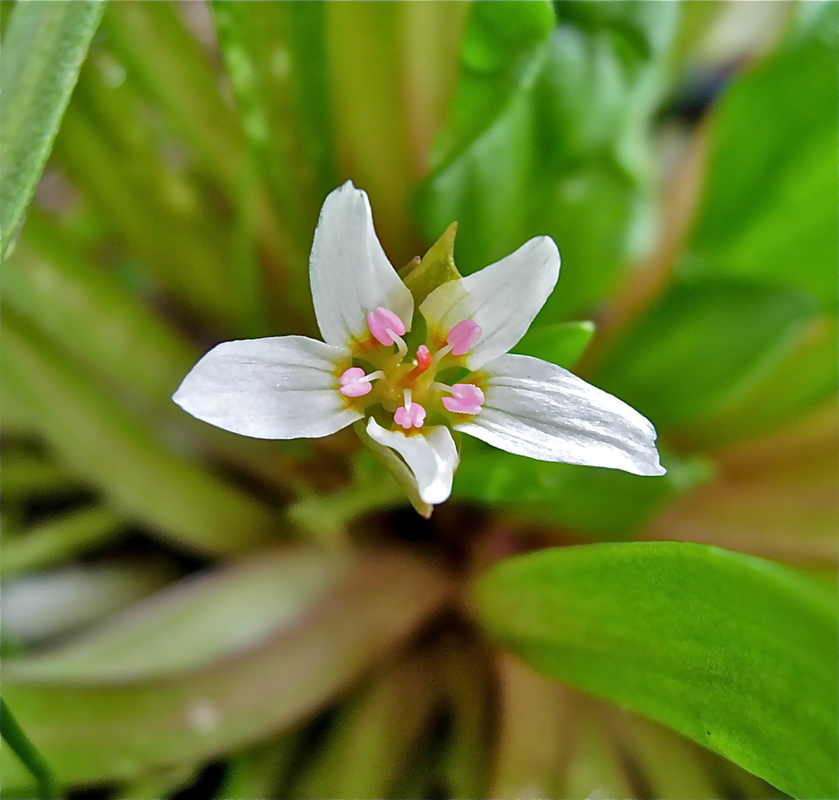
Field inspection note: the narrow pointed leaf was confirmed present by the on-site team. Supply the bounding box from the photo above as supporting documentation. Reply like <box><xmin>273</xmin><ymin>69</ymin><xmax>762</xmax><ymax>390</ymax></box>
<box><xmin>0</xmin><ymin>0</ymin><xmax>105</xmax><ymax>260</ymax></box>
<box><xmin>0</xmin><ymin>698</ymin><xmax>59</xmax><ymax>800</ymax></box>
<box><xmin>2</xmin><ymin>313</ymin><xmax>276</xmax><ymax>555</ymax></box>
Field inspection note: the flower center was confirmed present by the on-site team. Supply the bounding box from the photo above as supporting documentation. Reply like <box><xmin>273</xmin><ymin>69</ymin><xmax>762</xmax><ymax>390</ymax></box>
<box><xmin>337</xmin><ymin>308</ymin><xmax>485</xmax><ymax>431</ymax></box>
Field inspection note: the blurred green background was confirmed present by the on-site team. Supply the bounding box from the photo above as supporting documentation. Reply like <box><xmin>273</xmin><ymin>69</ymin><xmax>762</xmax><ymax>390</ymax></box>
<box><xmin>1</xmin><ymin>1</ymin><xmax>836</xmax><ymax>798</ymax></box>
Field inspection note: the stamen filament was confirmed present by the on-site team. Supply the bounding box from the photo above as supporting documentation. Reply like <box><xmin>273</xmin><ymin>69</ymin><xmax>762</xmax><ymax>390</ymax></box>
<box><xmin>403</xmin><ymin>388</ymin><xmax>413</xmax><ymax>410</ymax></box>
<box><xmin>388</xmin><ymin>330</ymin><xmax>408</xmax><ymax>360</ymax></box>
<box><xmin>430</xmin><ymin>342</ymin><xmax>453</xmax><ymax>371</ymax></box>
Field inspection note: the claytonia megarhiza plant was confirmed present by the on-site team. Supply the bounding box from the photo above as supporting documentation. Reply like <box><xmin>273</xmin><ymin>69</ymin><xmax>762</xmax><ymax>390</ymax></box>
<box><xmin>173</xmin><ymin>182</ymin><xmax>664</xmax><ymax>516</ymax></box>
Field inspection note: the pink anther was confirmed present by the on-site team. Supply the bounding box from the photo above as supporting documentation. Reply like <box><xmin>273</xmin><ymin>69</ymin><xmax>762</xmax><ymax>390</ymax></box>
<box><xmin>446</xmin><ymin>319</ymin><xmax>482</xmax><ymax>356</ymax></box>
<box><xmin>367</xmin><ymin>306</ymin><xmax>407</xmax><ymax>346</ymax></box>
<box><xmin>394</xmin><ymin>402</ymin><xmax>426</xmax><ymax>430</ymax></box>
<box><xmin>416</xmin><ymin>344</ymin><xmax>432</xmax><ymax>371</ymax></box>
<box><xmin>338</xmin><ymin>367</ymin><xmax>373</xmax><ymax>397</ymax></box>
<box><xmin>442</xmin><ymin>383</ymin><xmax>484</xmax><ymax>415</ymax></box>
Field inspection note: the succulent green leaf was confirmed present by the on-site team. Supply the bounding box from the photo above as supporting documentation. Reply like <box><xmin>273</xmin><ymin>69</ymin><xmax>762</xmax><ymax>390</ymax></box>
<box><xmin>0</xmin><ymin>0</ymin><xmax>105</xmax><ymax>261</ymax></box>
<box><xmin>686</xmin><ymin>6</ymin><xmax>838</xmax><ymax>310</ymax></box>
<box><xmin>593</xmin><ymin>278</ymin><xmax>819</xmax><ymax>433</ymax></box>
<box><xmin>473</xmin><ymin>542</ymin><xmax>838</xmax><ymax>798</ymax></box>
<box><xmin>511</xmin><ymin>320</ymin><xmax>596</xmax><ymax>369</ymax></box>
<box><xmin>432</xmin><ymin>0</ymin><xmax>555</xmax><ymax>166</ymax></box>
<box><xmin>418</xmin><ymin>2</ymin><xmax>679</xmax><ymax>319</ymax></box>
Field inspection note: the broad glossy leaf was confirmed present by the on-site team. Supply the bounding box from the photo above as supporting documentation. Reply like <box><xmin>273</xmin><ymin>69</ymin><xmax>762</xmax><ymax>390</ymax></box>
<box><xmin>418</xmin><ymin>3</ymin><xmax>679</xmax><ymax>320</ymax></box>
<box><xmin>592</xmin><ymin>277</ymin><xmax>818</xmax><ymax>433</ymax></box>
<box><xmin>511</xmin><ymin>320</ymin><xmax>595</xmax><ymax>369</ymax></box>
<box><xmin>618</xmin><ymin>712</ymin><xmax>783</xmax><ymax>800</ymax></box>
<box><xmin>473</xmin><ymin>542</ymin><xmax>838</xmax><ymax>798</ymax></box>
<box><xmin>0</xmin><ymin>548</ymin><xmax>452</xmax><ymax>789</ymax></box>
<box><xmin>686</xmin><ymin>7</ymin><xmax>838</xmax><ymax>310</ymax></box>
<box><xmin>0</xmin><ymin>0</ymin><xmax>104</xmax><ymax>260</ymax></box>
<box><xmin>432</xmin><ymin>0</ymin><xmax>555</xmax><ymax>165</ymax></box>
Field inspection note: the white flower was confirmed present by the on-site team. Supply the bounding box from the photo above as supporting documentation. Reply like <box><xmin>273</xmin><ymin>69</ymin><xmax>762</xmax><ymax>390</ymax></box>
<box><xmin>173</xmin><ymin>182</ymin><xmax>664</xmax><ymax>515</ymax></box>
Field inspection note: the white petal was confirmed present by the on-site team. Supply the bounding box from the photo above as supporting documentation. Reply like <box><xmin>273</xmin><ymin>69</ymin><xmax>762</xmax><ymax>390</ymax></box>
<box><xmin>455</xmin><ymin>354</ymin><xmax>665</xmax><ymax>476</ymax></box>
<box><xmin>310</xmin><ymin>181</ymin><xmax>414</xmax><ymax>346</ymax></box>
<box><xmin>419</xmin><ymin>236</ymin><xmax>560</xmax><ymax>369</ymax></box>
<box><xmin>365</xmin><ymin>419</ymin><xmax>459</xmax><ymax>505</ymax></box>
<box><xmin>173</xmin><ymin>336</ymin><xmax>362</xmax><ymax>439</ymax></box>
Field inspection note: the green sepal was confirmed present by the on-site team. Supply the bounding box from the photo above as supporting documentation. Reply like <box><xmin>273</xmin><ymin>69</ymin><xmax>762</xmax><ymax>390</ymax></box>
<box><xmin>399</xmin><ymin>221</ymin><xmax>462</xmax><ymax>307</ymax></box>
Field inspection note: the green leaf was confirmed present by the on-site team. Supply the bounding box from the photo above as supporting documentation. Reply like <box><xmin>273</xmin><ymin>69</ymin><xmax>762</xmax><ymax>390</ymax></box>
<box><xmin>5</xmin><ymin>217</ymin><xmax>304</xmax><ymax>491</ymax></box>
<box><xmin>432</xmin><ymin>0</ymin><xmax>555</xmax><ymax>165</ymax></box>
<box><xmin>511</xmin><ymin>320</ymin><xmax>595</xmax><ymax>369</ymax></box>
<box><xmin>292</xmin><ymin>651</ymin><xmax>439</xmax><ymax>799</ymax></box>
<box><xmin>454</xmin><ymin>440</ymin><xmax>711</xmax><ymax>539</ymax></box>
<box><xmin>592</xmin><ymin>277</ymin><xmax>819</xmax><ymax>433</ymax></box>
<box><xmin>2</xmin><ymin>505</ymin><xmax>124</xmax><ymax>578</ymax></box>
<box><xmin>210</xmin><ymin>0</ymin><xmax>336</xmax><ymax>325</ymax></box>
<box><xmin>0</xmin><ymin>698</ymin><xmax>59</xmax><ymax>800</ymax></box>
<box><xmin>0</xmin><ymin>0</ymin><xmax>105</xmax><ymax>261</ymax></box>
<box><xmin>676</xmin><ymin>313</ymin><xmax>838</xmax><ymax>450</ymax></box>
<box><xmin>101</xmin><ymin>2</ymin><xmax>242</xmax><ymax>193</ymax></box>
<box><xmin>4</xmin><ymin>547</ymin><xmax>351</xmax><ymax>682</ymax></box>
<box><xmin>473</xmin><ymin>542</ymin><xmax>838</xmax><ymax>798</ymax></box>
<box><xmin>0</xmin><ymin>548</ymin><xmax>452</xmax><ymax>790</ymax></box>
<box><xmin>5</xmin><ymin>215</ymin><xmax>195</xmax><ymax>408</ymax></box>
<box><xmin>685</xmin><ymin>7</ymin><xmax>838</xmax><ymax>310</ymax></box>
<box><xmin>1</xmin><ymin>312</ymin><xmax>276</xmax><ymax>556</ymax></box>
<box><xmin>417</xmin><ymin>2</ymin><xmax>679</xmax><ymax>319</ymax></box>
